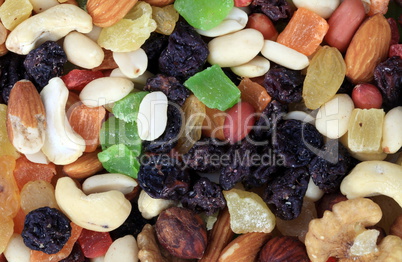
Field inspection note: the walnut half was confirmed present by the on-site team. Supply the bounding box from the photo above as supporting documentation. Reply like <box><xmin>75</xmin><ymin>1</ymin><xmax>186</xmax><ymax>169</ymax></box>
<box><xmin>305</xmin><ymin>198</ymin><xmax>402</xmax><ymax>262</ymax></box>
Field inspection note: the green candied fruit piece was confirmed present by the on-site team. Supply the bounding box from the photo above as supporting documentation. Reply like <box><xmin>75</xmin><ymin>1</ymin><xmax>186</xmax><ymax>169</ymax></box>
<box><xmin>100</xmin><ymin>116</ymin><xmax>141</xmax><ymax>156</ymax></box>
<box><xmin>98</xmin><ymin>144</ymin><xmax>140</xmax><ymax>178</ymax></box>
<box><xmin>174</xmin><ymin>0</ymin><xmax>234</xmax><ymax>30</ymax></box>
<box><xmin>184</xmin><ymin>64</ymin><xmax>240</xmax><ymax>111</ymax></box>
<box><xmin>112</xmin><ymin>91</ymin><xmax>148</xmax><ymax>122</ymax></box>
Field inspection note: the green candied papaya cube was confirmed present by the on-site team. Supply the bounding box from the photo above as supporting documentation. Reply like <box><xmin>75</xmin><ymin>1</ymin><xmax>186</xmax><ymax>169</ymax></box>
<box><xmin>100</xmin><ymin>116</ymin><xmax>142</xmax><ymax>156</ymax></box>
<box><xmin>112</xmin><ymin>91</ymin><xmax>148</xmax><ymax>123</ymax></box>
<box><xmin>98</xmin><ymin>144</ymin><xmax>140</xmax><ymax>179</ymax></box>
<box><xmin>184</xmin><ymin>64</ymin><xmax>240</xmax><ymax>111</ymax></box>
<box><xmin>174</xmin><ymin>0</ymin><xmax>234</xmax><ymax>30</ymax></box>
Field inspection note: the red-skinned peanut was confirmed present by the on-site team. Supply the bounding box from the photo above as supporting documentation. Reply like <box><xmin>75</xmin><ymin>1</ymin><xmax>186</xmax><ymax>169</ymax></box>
<box><xmin>351</xmin><ymin>83</ymin><xmax>383</xmax><ymax>109</ymax></box>
<box><xmin>246</xmin><ymin>13</ymin><xmax>278</xmax><ymax>41</ymax></box>
<box><xmin>223</xmin><ymin>101</ymin><xmax>256</xmax><ymax>144</ymax></box>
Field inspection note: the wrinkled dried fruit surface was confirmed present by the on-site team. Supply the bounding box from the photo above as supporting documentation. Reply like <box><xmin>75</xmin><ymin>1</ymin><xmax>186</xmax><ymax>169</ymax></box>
<box><xmin>22</xmin><ymin>207</ymin><xmax>71</xmax><ymax>254</ymax></box>
<box><xmin>264</xmin><ymin>167</ymin><xmax>310</xmax><ymax>220</ymax></box>
<box><xmin>0</xmin><ymin>52</ymin><xmax>26</xmax><ymax>103</ymax></box>
<box><xmin>250</xmin><ymin>0</ymin><xmax>293</xmax><ymax>21</ymax></box>
<box><xmin>144</xmin><ymin>74</ymin><xmax>190</xmax><ymax>106</ymax></box>
<box><xmin>252</xmin><ymin>100</ymin><xmax>288</xmax><ymax>141</ymax></box>
<box><xmin>142</xmin><ymin>32</ymin><xmax>169</xmax><ymax>74</ymax></box>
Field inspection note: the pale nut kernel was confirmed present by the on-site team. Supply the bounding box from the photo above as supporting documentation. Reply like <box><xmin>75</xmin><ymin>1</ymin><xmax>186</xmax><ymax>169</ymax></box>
<box><xmin>6</xmin><ymin>4</ymin><xmax>93</xmax><ymax>55</ymax></box>
<box><xmin>113</xmin><ymin>48</ymin><xmax>148</xmax><ymax>79</ymax></box>
<box><xmin>29</xmin><ymin>0</ymin><xmax>59</xmax><ymax>13</ymax></box>
<box><xmin>230</xmin><ymin>56</ymin><xmax>271</xmax><ymax>78</ymax></box>
<box><xmin>196</xmin><ymin>7</ymin><xmax>248</xmax><ymax>37</ymax></box>
<box><xmin>40</xmin><ymin>77</ymin><xmax>86</xmax><ymax>165</ymax></box>
<box><xmin>82</xmin><ymin>173</ymin><xmax>138</xmax><ymax>195</ymax></box>
<box><xmin>110</xmin><ymin>68</ymin><xmax>154</xmax><ymax>87</ymax></box>
<box><xmin>79</xmin><ymin>77</ymin><xmax>134</xmax><ymax>108</ymax></box>
<box><xmin>3</xmin><ymin>234</ymin><xmax>31</xmax><ymax>262</ymax></box>
<box><xmin>340</xmin><ymin>161</ymin><xmax>402</xmax><ymax>208</ymax></box>
<box><xmin>292</xmin><ymin>0</ymin><xmax>340</xmax><ymax>19</ymax></box>
<box><xmin>138</xmin><ymin>190</ymin><xmax>176</xmax><ymax>220</ymax></box>
<box><xmin>104</xmin><ymin>235</ymin><xmax>139</xmax><ymax>262</ymax></box>
<box><xmin>382</xmin><ymin>106</ymin><xmax>402</xmax><ymax>154</ymax></box>
<box><xmin>55</xmin><ymin>176</ymin><xmax>131</xmax><ymax>232</ymax></box>
<box><xmin>261</xmin><ymin>40</ymin><xmax>309</xmax><ymax>70</ymax></box>
<box><xmin>63</xmin><ymin>31</ymin><xmax>104</xmax><ymax>69</ymax></box>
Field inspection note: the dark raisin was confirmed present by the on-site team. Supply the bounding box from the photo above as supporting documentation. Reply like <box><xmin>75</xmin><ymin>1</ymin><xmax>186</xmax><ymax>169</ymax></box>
<box><xmin>59</xmin><ymin>243</ymin><xmax>87</xmax><ymax>262</ymax></box>
<box><xmin>183</xmin><ymin>138</ymin><xmax>228</xmax><ymax>173</ymax></box>
<box><xmin>220</xmin><ymin>139</ymin><xmax>258</xmax><ymax>190</ymax></box>
<box><xmin>24</xmin><ymin>41</ymin><xmax>67</xmax><ymax>88</ymax></box>
<box><xmin>137</xmin><ymin>154</ymin><xmax>190</xmax><ymax>200</ymax></box>
<box><xmin>337</xmin><ymin>77</ymin><xmax>354</xmax><ymax>95</ymax></box>
<box><xmin>21</xmin><ymin>207</ymin><xmax>71</xmax><ymax>254</ymax></box>
<box><xmin>0</xmin><ymin>52</ymin><xmax>27</xmax><ymax>103</ymax></box>
<box><xmin>374</xmin><ymin>56</ymin><xmax>402</xmax><ymax>110</ymax></box>
<box><xmin>181</xmin><ymin>177</ymin><xmax>226</xmax><ymax>216</ymax></box>
<box><xmin>272</xmin><ymin>119</ymin><xmax>323</xmax><ymax>168</ymax></box>
<box><xmin>263</xmin><ymin>167</ymin><xmax>310</xmax><ymax>220</ymax></box>
<box><xmin>252</xmin><ymin>100</ymin><xmax>288</xmax><ymax>141</ymax></box>
<box><xmin>142</xmin><ymin>105</ymin><xmax>182</xmax><ymax>154</ymax></box>
<box><xmin>263</xmin><ymin>66</ymin><xmax>304</xmax><ymax>104</ymax></box>
<box><xmin>250</xmin><ymin>0</ymin><xmax>293</xmax><ymax>21</ymax></box>
<box><xmin>308</xmin><ymin>140</ymin><xmax>352</xmax><ymax>193</ymax></box>
<box><xmin>110</xmin><ymin>200</ymin><xmax>154</xmax><ymax>240</ymax></box>
<box><xmin>159</xmin><ymin>20</ymin><xmax>209</xmax><ymax>80</ymax></box>
<box><xmin>142</xmin><ymin>32</ymin><xmax>169</xmax><ymax>74</ymax></box>
<box><xmin>143</xmin><ymin>74</ymin><xmax>190</xmax><ymax>106</ymax></box>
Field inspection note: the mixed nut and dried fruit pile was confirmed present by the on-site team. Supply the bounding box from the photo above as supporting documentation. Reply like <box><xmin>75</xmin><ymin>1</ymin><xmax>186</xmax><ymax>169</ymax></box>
<box><xmin>1</xmin><ymin>0</ymin><xmax>402</xmax><ymax>261</ymax></box>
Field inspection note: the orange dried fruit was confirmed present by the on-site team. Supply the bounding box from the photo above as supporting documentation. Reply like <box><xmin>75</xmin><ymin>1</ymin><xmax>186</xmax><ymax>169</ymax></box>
<box><xmin>13</xmin><ymin>208</ymin><xmax>25</xmax><ymax>234</ymax></box>
<box><xmin>277</xmin><ymin>7</ymin><xmax>329</xmax><ymax>56</ymax></box>
<box><xmin>237</xmin><ymin>78</ymin><xmax>271</xmax><ymax>114</ymax></box>
<box><xmin>68</xmin><ymin>103</ymin><xmax>106</xmax><ymax>152</ymax></box>
<box><xmin>0</xmin><ymin>213</ymin><xmax>13</xmax><ymax>254</ymax></box>
<box><xmin>13</xmin><ymin>155</ymin><xmax>56</xmax><ymax>191</ymax></box>
<box><xmin>30</xmin><ymin>222</ymin><xmax>83</xmax><ymax>262</ymax></box>
<box><xmin>0</xmin><ymin>155</ymin><xmax>20</xmax><ymax>218</ymax></box>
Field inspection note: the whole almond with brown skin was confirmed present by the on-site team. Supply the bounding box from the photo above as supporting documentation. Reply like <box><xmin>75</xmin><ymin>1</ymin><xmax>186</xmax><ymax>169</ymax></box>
<box><xmin>155</xmin><ymin>207</ymin><xmax>207</xmax><ymax>259</ymax></box>
<box><xmin>218</xmin><ymin>232</ymin><xmax>271</xmax><ymax>262</ymax></box>
<box><xmin>345</xmin><ymin>13</ymin><xmax>391</xmax><ymax>83</ymax></box>
<box><xmin>259</xmin><ymin>236</ymin><xmax>310</xmax><ymax>262</ymax></box>
<box><xmin>86</xmin><ymin>0</ymin><xmax>138</xmax><ymax>27</ymax></box>
<box><xmin>62</xmin><ymin>149</ymin><xmax>104</xmax><ymax>179</ymax></box>
<box><xmin>7</xmin><ymin>80</ymin><xmax>46</xmax><ymax>154</ymax></box>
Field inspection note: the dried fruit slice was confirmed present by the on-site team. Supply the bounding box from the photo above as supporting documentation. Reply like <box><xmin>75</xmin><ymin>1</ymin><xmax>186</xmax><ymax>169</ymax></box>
<box><xmin>0</xmin><ymin>155</ymin><xmax>20</xmax><ymax>218</ymax></box>
<box><xmin>98</xmin><ymin>144</ymin><xmax>140</xmax><ymax>179</ymax></box>
<box><xmin>152</xmin><ymin>4</ymin><xmax>179</xmax><ymax>35</ymax></box>
<box><xmin>0</xmin><ymin>0</ymin><xmax>33</xmax><ymax>30</ymax></box>
<box><xmin>0</xmin><ymin>214</ymin><xmax>13</xmax><ymax>254</ymax></box>
<box><xmin>223</xmin><ymin>188</ymin><xmax>276</xmax><ymax>234</ymax></box>
<box><xmin>20</xmin><ymin>180</ymin><xmax>58</xmax><ymax>214</ymax></box>
<box><xmin>0</xmin><ymin>105</ymin><xmax>19</xmax><ymax>158</ymax></box>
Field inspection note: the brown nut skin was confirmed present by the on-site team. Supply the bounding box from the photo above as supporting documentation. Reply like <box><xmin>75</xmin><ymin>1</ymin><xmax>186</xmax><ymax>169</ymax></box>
<box><xmin>390</xmin><ymin>214</ymin><xmax>402</xmax><ymax>238</ymax></box>
<box><xmin>259</xmin><ymin>236</ymin><xmax>309</xmax><ymax>262</ymax></box>
<box><xmin>155</xmin><ymin>207</ymin><xmax>207</xmax><ymax>259</ymax></box>
<box><xmin>315</xmin><ymin>192</ymin><xmax>348</xmax><ymax>218</ymax></box>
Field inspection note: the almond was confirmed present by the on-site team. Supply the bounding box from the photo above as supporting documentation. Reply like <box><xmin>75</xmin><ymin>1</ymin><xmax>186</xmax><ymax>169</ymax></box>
<box><xmin>345</xmin><ymin>13</ymin><xmax>391</xmax><ymax>83</ymax></box>
<box><xmin>199</xmin><ymin>208</ymin><xmax>234</xmax><ymax>262</ymax></box>
<box><xmin>7</xmin><ymin>80</ymin><xmax>46</xmax><ymax>154</ymax></box>
<box><xmin>86</xmin><ymin>0</ymin><xmax>138</xmax><ymax>28</ymax></box>
<box><xmin>62</xmin><ymin>149</ymin><xmax>104</xmax><ymax>179</ymax></box>
<box><xmin>218</xmin><ymin>232</ymin><xmax>271</xmax><ymax>262</ymax></box>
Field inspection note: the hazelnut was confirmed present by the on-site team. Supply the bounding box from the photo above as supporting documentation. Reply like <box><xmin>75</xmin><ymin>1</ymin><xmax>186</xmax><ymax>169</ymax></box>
<box><xmin>315</xmin><ymin>191</ymin><xmax>347</xmax><ymax>218</ymax></box>
<box><xmin>390</xmin><ymin>214</ymin><xmax>402</xmax><ymax>238</ymax></box>
<box><xmin>155</xmin><ymin>207</ymin><xmax>207</xmax><ymax>259</ymax></box>
<box><xmin>259</xmin><ymin>236</ymin><xmax>310</xmax><ymax>262</ymax></box>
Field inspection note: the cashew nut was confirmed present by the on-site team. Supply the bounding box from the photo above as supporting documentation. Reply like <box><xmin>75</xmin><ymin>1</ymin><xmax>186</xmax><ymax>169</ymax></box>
<box><xmin>6</xmin><ymin>4</ymin><xmax>92</xmax><ymax>54</ymax></box>
<box><xmin>40</xmin><ymin>77</ymin><xmax>86</xmax><ymax>165</ymax></box>
<box><xmin>55</xmin><ymin>176</ymin><xmax>131</xmax><ymax>232</ymax></box>
<box><xmin>82</xmin><ymin>173</ymin><xmax>138</xmax><ymax>195</ymax></box>
<box><xmin>340</xmin><ymin>161</ymin><xmax>402</xmax><ymax>208</ymax></box>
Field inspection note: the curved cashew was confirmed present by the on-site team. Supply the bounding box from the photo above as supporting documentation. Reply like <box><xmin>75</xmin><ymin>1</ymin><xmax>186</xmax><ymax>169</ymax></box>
<box><xmin>40</xmin><ymin>77</ymin><xmax>85</xmax><ymax>165</ymax></box>
<box><xmin>340</xmin><ymin>161</ymin><xmax>402</xmax><ymax>208</ymax></box>
<box><xmin>6</xmin><ymin>4</ymin><xmax>92</xmax><ymax>54</ymax></box>
<box><xmin>55</xmin><ymin>177</ymin><xmax>131</xmax><ymax>232</ymax></box>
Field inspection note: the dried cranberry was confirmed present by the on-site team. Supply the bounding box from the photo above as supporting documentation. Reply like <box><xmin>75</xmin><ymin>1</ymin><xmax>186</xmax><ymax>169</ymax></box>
<box><xmin>144</xmin><ymin>74</ymin><xmax>190</xmax><ymax>106</ymax></box>
<box><xmin>263</xmin><ymin>167</ymin><xmax>310</xmax><ymax>220</ymax></box>
<box><xmin>250</xmin><ymin>0</ymin><xmax>293</xmax><ymax>21</ymax></box>
<box><xmin>159</xmin><ymin>20</ymin><xmax>209</xmax><ymax>80</ymax></box>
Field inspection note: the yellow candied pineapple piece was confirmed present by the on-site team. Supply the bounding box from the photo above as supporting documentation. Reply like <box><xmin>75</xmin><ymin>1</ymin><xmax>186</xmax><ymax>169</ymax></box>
<box><xmin>98</xmin><ymin>1</ymin><xmax>157</xmax><ymax>52</ymax></box>
<box><xmin>347</xmin><ymin>108</ymin><xmax>385</xmax><ymax>153</ymax></box>
<box><xmin>0</xmin><ymin>213</ymin><xmax>14</xmax><ymax>254</ymax></box>
<box><xmin>0</xmin><ymin>0</ymin><xmax>33</xmax><ymax>30</ymax></box>
<box><xmin>152</xmin><ymin>4</ymin><xmax>179</xmax><ymax>35</ymax></box>
<box><xmin>0</xmin><ymin>104</ymin><xmax>19</xmax><ymax>158</ymax></box>
<box><xmin>223</xmin><ymin>188</ymin><xmax>276</xmax><ymax>234</ymax></box>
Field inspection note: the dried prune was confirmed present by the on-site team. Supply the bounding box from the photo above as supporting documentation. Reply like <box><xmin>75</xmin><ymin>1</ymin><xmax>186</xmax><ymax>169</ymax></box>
<box><xmin>59</xmin><ymin>243</ymin><xmax>87</xmax><ymax>262</ymax></box>
<box><xmin>137</xmin><ymin>154</ymin><xmax>190</xmax><ymax>200</ymax></box>
<box><xmin>263</xmin><ymin>66</ymin><xmax>304</xmax><ymax>104</ymax></box>
<box><xmin>0</xmin><ymin>52</ymin><xmax>27</xmax><ymax>103</ymax></box>
<box><xmin>308</xmin><ymin>140</ymin><xmax>352</xmax><ymax>193</ymax></box>
<box><xmin>220</xmin><ymin>139</ymin><xmax>258</xmax><ymax>190</ymax></box>
<box><xmin>263</xmin><ymin>167</ymin><xmax>309</xmax><ymax>220</ymax></box>
<box><xmin>272</xmin><ymin>119</ymin><xmax>323</xmax><ymax>168</ymax></box>
<box><xmin>250</xmin><ymin>0</ymin><xmax>293</xmax><ymax>21</ymax></box>
<box><xmin>252</xmin><ymin>100</ymin><xmax>288</xmax><ymax>141</ymax></box>
<box><xmin>142</xmin><ymin>32</ymin><xmax>169</xmax><ymax>74</ymax></box>
<box><xmin>144</xmin><ymin>74</ymin><xmax>190</xmax><ymax>106</ymax></box>
<box><xmin>374</xmin><ymin>56</ymin><xmax>402</xmax><ymax>110</ymax></box>
<box><xmin>24</xmin><ymin>41</ymin><xmax>67</xmax><ymax>88</ymax></box>
<box><xmin>183</xmin><ymin>138</ymin><xmax>228</xmax><ymax>173</ymax></box>
<box><xmin>143</xmin><ymin>105</ymin><xmax>182</xmax><ymax>154</ymax></box>
<box><xmin>22</xmin><ymin>206</ymin><xmax>71</xmax><ymax>254</ymax></box>
<box><xmin>159</xmin><ymin>20</ymin><xmax>209</xmax><ymax>80</ymax></box>
<box><xmin>181</xmin><ymin>177</ymin><xmax>226</xmax><ymax>216</ymax></box>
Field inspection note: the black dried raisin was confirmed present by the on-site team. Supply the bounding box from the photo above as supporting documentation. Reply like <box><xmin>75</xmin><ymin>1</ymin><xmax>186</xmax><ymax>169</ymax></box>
<box><xmin>252</xmin><ymin>100</ymin><xmax>288</xmax><ymax>141</ymax></box>
<box><xmin>22</xmin><ymin>206</ymin><xmax>71</xmax><ymax>254</ymax></box>
<box><xmin>0</xmin><ymin>52</ymin><xmax>27</xmax><ymax>103</ymax></box>
<box><xmin>142</xmin><ymin>32</ymin><xmax>169</xmax><ymax>74</ymax></box>
<box><xmin>250</xmin><ymin>0</ymin><xmax>293</xmax><ymax>21</ymax></box>
<box><xmin>144</xmin><ymin>74</ymin><xmax>190</xmax><ymax>106</ymax></box>
<box><xmin>59</xmin><ymin>243</ymin><xmax>87</xmax><ymax>262</ymax></box>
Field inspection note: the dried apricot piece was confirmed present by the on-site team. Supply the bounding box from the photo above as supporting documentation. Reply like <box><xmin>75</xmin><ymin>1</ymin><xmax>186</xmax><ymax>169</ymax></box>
<box><xmin>277</xmin><ymin>7</ymin><xmax>329</xmax><ymax>56</ymax></box>
<box><xmin>0</xmin><ymin>214</ymin><xmax>13</xmax><ymax>254</ymax></box>
<box><xmin>0</xmin><ymin>155</ymin><xmax>19</xmax><ymax>218</ymax></box>
<box><xmin>13</xmin><ymin>208</ymin><xmax>25</xmax><ymax>234</ymax></box>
